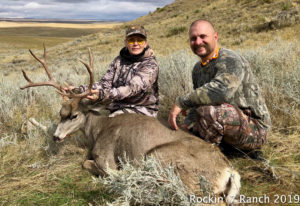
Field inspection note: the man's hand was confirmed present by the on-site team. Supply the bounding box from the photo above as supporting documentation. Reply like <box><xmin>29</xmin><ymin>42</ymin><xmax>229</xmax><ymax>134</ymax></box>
<box><xmin>168</xmin><ymin>103</ymin><xmax>183</xmax><ymax>130</ymax></box>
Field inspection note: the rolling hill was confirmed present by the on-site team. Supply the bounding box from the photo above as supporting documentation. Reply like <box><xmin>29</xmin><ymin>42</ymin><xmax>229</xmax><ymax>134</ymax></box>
<box><xmin>0</xmin><ymin>0</ymin><xmax>299</xmax><ymax>205</ymax></box>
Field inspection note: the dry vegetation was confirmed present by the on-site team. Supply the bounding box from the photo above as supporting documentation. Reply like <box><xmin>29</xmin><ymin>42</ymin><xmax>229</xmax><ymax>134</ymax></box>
<box><xmin>0</xmin><ymin>21</ymin><xmax>121</xmax><ymax>29</ymax></box>
<box><xmin>0</xmin><ymin>0</ymin><xmax>300</xmax><ymax>205</ymax></box>
<box><xmin>0</xmin><ymin>22</ymin><xmax>120</xmax><ymax>65</ymax></box>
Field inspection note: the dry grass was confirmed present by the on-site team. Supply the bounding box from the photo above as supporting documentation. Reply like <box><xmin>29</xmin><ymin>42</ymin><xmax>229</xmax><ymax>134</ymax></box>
<box><xmin>0</xmin><ymin>0</ymin><xmax>300</xmax><ymax>205</ymax></box>
<box><xmin>3</xmin><ymin>0</ymin><xmax>298</xmax><ymax>75</ymax></box>
<box><xmin>232</xmin><ymin>132</ymin><xmax>300</xmax><ymax>201</ymax></box>
<box><xmin>0</xmin><ymin>21</ymin><xmax>120</xmax><ymax>66</ymax></box>
<box><xmin>0</xmin><ymin>132</ymin><xmax>112</xmax><ymax>205</ymax></box>
<box><xmin>132</xmin><ymin>0</ymin><xmax>300</xmax><ymax>52</ymax></box>
<box><xmin>0</xmin><ymin>21</ymin><xmax>121</xmax><ymax>29</ymax></box>
<box><xmin>1</xmin><ymin>40</ymin><xmax>299</xmax><ymax>205</ymax></box>
<box><xmin>238</xmin><ymin>38</ymin><xmax>300</xmax><ymax>129</ymax></box>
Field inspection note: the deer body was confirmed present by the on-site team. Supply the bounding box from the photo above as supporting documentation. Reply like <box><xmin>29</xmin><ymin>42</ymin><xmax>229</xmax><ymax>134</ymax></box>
<box><xmin>21</xmin><ymin>46</ymin><xmax>240</xmax><ymax>204</ymax></box>
<box><xmin>55</xmin><ymin>106</ymin><xmax>241</xmax><ymax>203</ymax></box>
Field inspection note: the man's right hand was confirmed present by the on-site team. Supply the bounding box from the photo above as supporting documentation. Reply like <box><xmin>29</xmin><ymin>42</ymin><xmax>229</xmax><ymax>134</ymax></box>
<box><xmin>168</xmin><ymin>103</ymin><xmax>183</xmax><ymax>130</ymax></box>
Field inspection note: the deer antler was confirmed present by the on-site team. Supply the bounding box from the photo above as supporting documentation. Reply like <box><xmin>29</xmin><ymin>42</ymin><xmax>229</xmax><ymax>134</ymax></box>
<box><xmin>21</xmin><ymin>45</ymin><xmax>95</xmax><ymax>100</ymax></box>
<box><xmin>20</xmin><ymin>44</ymin><xmax>62</xmax><ymax>91</ymax></box>
<box><xmin>62</xmin><ymin>48</ymin><xmax>94</xmax><ymax>99</ymax></box>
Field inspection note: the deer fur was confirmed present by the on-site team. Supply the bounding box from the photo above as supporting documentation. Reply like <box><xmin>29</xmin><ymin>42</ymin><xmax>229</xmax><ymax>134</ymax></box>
<box><xmin>54</xmin><ymin>100</ymin><xmax>241</xmax><ymax>204</ymax></box>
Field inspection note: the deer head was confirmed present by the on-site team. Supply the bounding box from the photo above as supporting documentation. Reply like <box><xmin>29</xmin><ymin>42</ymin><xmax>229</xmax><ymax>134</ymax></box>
<box><xmin>21</xmin><ymin>44</ymin><xmax>95</xmax><ymax>142</ymax></box>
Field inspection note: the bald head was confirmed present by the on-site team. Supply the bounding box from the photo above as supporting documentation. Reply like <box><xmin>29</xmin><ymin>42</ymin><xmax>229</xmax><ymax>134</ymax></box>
<box><xmin>189</xmin><ymin>19</ymin><xmax>218</xmax><ymax>60</ymax></box>
<box><xmin>189</xmin><ymin>19</ymin><xmax>216</xmax><ymax>35</ymax></box>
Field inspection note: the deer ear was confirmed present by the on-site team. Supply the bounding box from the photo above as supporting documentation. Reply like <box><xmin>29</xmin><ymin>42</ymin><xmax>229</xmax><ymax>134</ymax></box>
<box><xmin>80</xmin><ymin>98</ymin><xmax>92</xmax><ymax>105</ymax></box>
<box><xmin>89</xmin><ymin>106</ymin><xmax>110</xmax><ymax>116</ymax></box>
<box><xmin>80</xmin><ymin>102</ymin><xmax>108</xmax><ymax>115</ymax></box>
<box><xmin>80</xmin><ymin>99</ymin><xmax>109</xmax><ymax>115</ymax></box>
<box><xmin>100</xmin><ymin>99</ymin><xmax>112</xmax><ymax>106</ymax></box>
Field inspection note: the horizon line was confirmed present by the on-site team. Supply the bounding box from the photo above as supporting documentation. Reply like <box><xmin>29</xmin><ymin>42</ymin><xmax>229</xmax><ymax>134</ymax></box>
<box><xmin>0</xmin><ymin>17</ymin><xmax>127</xmax><ymax>23</ymax></box>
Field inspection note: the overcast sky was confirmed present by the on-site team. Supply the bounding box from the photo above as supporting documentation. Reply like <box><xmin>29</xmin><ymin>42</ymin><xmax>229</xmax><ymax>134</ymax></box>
<box><xmin>0</xmin><ymin>0</ymin><xmax>174</xmax><ymax>21</ymax></box>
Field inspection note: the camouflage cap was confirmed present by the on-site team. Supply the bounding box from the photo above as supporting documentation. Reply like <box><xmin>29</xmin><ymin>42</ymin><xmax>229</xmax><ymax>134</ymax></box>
<box><xmin>125</xmin><ymin>25</ymin><xmax>147</xmax><ymax>38</ymax></box>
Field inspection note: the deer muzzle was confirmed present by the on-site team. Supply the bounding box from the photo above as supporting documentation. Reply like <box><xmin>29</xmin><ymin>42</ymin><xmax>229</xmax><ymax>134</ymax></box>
<box><xmin>53</xmin><ymin>135</ymin><xmax>65</xmax><ymax>143</ymax></box>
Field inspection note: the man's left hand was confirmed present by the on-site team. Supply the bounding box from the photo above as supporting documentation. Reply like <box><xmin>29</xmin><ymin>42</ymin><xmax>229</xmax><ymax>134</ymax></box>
<box><xmin>168</xmin><ymin>103</ymin><xmax>182</xmax><ymax>130</ymax></box>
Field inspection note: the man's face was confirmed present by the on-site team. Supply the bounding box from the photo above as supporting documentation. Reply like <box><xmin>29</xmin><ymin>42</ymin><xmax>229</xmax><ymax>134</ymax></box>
<box><xmin>125</xmin><ymin>34</ymin><xmax>148</xmax><ymax>56</ymax></box>
<box><xmin>189</xmin><ymin>22</ymin><xmax>218</xmax><ymax>59</ymax></box>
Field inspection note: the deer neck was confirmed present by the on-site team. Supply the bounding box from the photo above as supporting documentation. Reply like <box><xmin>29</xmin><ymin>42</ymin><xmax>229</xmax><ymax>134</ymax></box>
<box><xmin>84</xmin><ymin>112</ymin><xmax>107</xmax><ymax>147</ymax></box>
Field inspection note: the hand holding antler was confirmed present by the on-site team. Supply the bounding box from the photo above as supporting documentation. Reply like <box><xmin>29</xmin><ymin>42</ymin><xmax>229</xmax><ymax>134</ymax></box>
<box><xmin>64</xmin><ymin>48</ymin><xmax>95</xmax><ymax>99</ymax></box>
<box><xmin>86</xmin><ymin>89</ymin><xmax>100</xmax><ymax>100</ymax></box>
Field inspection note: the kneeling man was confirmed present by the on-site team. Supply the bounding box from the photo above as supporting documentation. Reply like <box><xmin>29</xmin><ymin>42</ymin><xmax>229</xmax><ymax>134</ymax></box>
<box><xmin>168</xmin><ymin>19</ymin><xmax>271</xmax><ymax>153</ymax></box>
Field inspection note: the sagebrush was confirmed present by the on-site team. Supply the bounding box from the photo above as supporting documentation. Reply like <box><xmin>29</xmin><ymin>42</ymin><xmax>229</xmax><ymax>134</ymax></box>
<box><xmin>0</xmin><ymin>37</ymin><xmax>299</xmax><ymax>204</ymax></box>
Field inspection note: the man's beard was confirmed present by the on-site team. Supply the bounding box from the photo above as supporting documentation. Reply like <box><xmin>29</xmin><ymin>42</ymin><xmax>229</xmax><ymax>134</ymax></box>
<box><xmin>193</xmin><ymin>44</ymin><xmax>214</xmax><ymax>58</ymax></box>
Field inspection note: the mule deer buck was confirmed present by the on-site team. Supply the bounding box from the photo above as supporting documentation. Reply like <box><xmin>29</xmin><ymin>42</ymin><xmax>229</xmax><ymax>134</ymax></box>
<box><xmin>21</xmin><ymin>45</ymin><xmax>241</xmax><ymax>204</ymax></box>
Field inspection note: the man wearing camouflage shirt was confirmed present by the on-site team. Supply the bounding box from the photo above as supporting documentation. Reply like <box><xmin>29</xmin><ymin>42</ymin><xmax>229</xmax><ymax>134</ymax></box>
<box><xmin>77</xmin><ymin>25</ymin><xmax>159</xmax><ymax>117</ymax></box>
<box><xmin>168</xmin><ymin>20</ymin><xmax>271</xmax><ymax>152</ymax></box>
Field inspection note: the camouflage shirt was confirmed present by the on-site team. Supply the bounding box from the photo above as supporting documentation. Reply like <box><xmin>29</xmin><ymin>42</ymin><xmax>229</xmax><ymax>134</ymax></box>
<box><xmin>80</xmin><ymin>47</ymin><xmax>159</xmax><ymax>117</ymax></box>
<box><xmin>177</xmin><ymin>48</ymin><xmax>271</xmax><ymax>129</ymax></box>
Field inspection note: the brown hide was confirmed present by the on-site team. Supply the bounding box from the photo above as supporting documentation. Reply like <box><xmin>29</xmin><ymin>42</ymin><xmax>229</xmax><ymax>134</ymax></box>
<box><xmin>84</xmin><ymin>113</ymin><xmax>234</xmax><ymax>193</ymax></box>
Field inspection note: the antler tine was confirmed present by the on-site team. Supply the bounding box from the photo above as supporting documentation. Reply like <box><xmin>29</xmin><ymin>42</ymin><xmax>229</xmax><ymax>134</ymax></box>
<box><xmin>89</xmin><ymin>48</ymin><xmax>94</xmax><ymax>72</ymax></box>
<box><xmin>21</xmin><ymin>69</ymin><xmax>32</xmax><ymax>83</ymax></box>
<box><xmin>80</xmin><ymin>48</ymin><xmax>94</xmax><ymax>89</ymax></box>
<box><xmin>20</xmin><ymin>45</ymin><xmax>62</xmax><ymax>91</ymax></box>
<box><xmin>29</xmin><ymin>44</ymin><xmax>53</xmax><ymax>80</ymax></box>
<box><xmin>43</xmin><ymin>43</ymin><xmax>47</xmax><ymax>61</ymax></box>
<box><xmin>65</xmin><ymin>48</ymin><xmax>94</xmax><ymax>98</ymax></box>
<box><xmin>20</xmin><ymin>69</ymin><xmax>62</xmax><ymax>90</ymax></box>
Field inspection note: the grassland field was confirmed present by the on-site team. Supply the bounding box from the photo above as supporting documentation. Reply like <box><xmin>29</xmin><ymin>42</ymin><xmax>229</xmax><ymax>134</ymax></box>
<box><xmin>0</xmin><ymin>21</ymin><xmax>121</xmax><ymax>50</ymax></box>
<box><xmin>0</xmin><ymin>0</ymin><xmax>300</xmax><ymax>204</ymax></box>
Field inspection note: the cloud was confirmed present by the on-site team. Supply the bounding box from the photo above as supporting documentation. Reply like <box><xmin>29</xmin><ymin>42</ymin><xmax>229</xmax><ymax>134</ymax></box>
<box><xmin>23</xmin><ymin>2</ymin><xmax>44</xmax><ymax>9</ymax></box>
<box><xmin>0</xmin><ymin>0</ymin><xmax>174</xmax><ymax>20</ymax></box>
<box><xmin>52</xmin><ymin>0</ymin><xmax>93</xmax><ymax>2</ymax></box>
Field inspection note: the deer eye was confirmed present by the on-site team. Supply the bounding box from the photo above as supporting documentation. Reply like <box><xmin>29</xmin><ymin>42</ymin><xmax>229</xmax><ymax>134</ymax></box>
<box><xmin>70</xmin><ymin>114</ymin><xmax>78</xmax><ymax>120</ymax></box>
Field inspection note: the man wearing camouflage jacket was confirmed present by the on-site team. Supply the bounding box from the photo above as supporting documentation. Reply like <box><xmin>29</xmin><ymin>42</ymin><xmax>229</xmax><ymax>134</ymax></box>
<box><xmin>78</xmin><ymin>25</ymin><xmax>159</xmax><ymax>117</ymax></box>
<box><xmin>168</xmin><ymin>20</ymin><xmax>271</xmax><ymax>151</ymax></box>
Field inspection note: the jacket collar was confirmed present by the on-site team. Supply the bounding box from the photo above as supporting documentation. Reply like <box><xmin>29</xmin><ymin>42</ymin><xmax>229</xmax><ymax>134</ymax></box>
<box><xmin>120</xmin><ymin>46</ymin><xmax>154</xmax><ymax>62</ymax></box>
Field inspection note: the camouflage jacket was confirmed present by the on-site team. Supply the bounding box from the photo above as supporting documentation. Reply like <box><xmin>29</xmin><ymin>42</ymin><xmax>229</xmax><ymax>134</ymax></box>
<box><xmin>80</xmin><ymin>47</ymin><xmax>159</xmax><ymax>117</ymax></box>
<box><xmin>177</xmin><ymin>48</ymin><xmax>271</xmax><ymax>129</ymax></box>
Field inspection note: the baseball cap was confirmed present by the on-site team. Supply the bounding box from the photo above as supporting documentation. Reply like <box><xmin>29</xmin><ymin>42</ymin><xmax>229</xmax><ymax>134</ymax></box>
<box><xmin>125</xmin><ymin>25</ymin><xmax>147</xmax><ymax>38</ymax></box>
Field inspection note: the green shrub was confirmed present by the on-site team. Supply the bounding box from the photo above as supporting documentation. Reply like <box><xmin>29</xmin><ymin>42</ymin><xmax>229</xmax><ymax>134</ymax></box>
<box><xmin>281</xmin><ymin>2</ymin><xmax>292</xmax><ymax>10</ymax></box>
<box><xmin>156</xmin><ymin>7</ymin><xmax>165</xmax><ymax>12</ymax></box>
<box><xmin>166</xmin><ymin>26</ymin><xmax>187</xmax><ymax>37</ymax></box>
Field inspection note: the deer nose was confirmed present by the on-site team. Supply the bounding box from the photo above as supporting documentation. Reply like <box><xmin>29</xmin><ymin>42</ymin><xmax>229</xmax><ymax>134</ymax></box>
<box><xmin>53</xmin><ymin>135</ymin><xmax>64</xmax><ymax>143</ymax></box>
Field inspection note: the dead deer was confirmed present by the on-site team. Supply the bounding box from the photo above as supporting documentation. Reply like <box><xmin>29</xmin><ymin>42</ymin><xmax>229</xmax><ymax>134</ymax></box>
<box><xmin>21</xmin><ymin>45</ymin><xmax>241</xmax><ymax>204</ymax></box>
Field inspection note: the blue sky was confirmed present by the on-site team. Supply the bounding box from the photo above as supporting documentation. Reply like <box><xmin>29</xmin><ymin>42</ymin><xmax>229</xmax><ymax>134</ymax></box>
<box><xmin>0</xmin><ymin>0</ymin><xmax>174</xmax><ymax>21</ymax></box>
